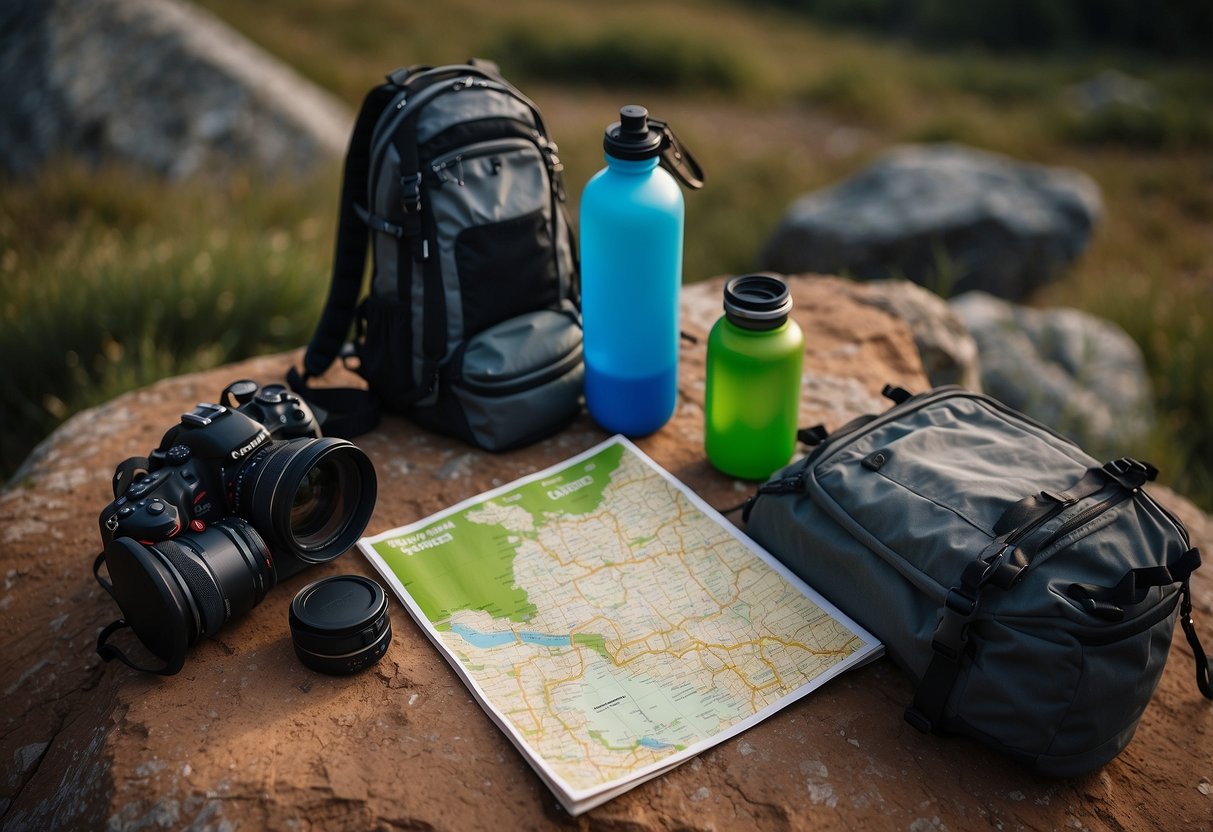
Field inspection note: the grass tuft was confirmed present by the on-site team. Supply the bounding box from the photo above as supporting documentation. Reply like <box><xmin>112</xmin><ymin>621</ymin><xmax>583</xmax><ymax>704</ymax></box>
<box><xmin>0</xmin><ymin>161</ymin><xmax>339</xmax><ymax>478</ymax></box>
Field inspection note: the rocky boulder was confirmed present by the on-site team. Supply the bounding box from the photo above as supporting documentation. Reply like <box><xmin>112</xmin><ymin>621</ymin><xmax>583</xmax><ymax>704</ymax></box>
<box><xmin>3</xmin><ymin>277</ymin><xmax>1209</xmax><ymax>831</ymax></box>
<box><xmin>1067</xmin><ymin>69</ymin><xmax>1159</xmax><ymax>116</ymax></box>
<box><xmin>759</xmin><ymin>144</ymin><xmax>1103</xmax><ymax>301</ymax></box>
<box><xmin>0</xmin><ymin>0</ymin><xmax>350</xmax><ymax>179</ymax></box>
<box><xmin>951</xmin><ymin>291</ymin><xmax>1154</xmax><ymax>457</ymax></box>
<box><xmin>856</xmin><ymin>278</ymin><xmax>982</xmax><ymax>390</ymax></box>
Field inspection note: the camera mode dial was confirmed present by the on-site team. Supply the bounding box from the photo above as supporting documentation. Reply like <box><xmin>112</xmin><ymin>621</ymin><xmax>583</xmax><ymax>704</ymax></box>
<box><xmin>246</xmin><ymin>385</ymin><xmax>320</xmax><ymax>439</ymax></box>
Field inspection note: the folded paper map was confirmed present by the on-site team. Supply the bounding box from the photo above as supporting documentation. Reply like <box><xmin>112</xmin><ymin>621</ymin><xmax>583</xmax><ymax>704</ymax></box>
<box><xmin>359</xmin><ymin>436</ymin><xmax>881</xmax><ymax>814</ymax></box>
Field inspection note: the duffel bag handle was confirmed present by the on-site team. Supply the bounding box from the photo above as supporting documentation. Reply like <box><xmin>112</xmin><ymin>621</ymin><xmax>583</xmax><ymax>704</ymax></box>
<box><xmin>1067</xmin><ymin>547</ymin><xmax>1211</xmax><ymax>701</ymax></box>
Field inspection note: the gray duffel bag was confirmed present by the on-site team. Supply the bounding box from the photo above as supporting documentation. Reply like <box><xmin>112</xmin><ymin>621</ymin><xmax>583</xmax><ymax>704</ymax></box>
<box><xmin>744</xmin><ymin>385</ymin><xmax>1211</xmax><ymax>775</ymax></box>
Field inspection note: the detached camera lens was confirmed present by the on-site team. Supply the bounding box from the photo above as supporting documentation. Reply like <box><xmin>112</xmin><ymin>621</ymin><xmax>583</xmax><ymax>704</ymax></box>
<box><xmin>99</xmin><ymin>518</ymin><xmax>273</xmax><ymax>674</ymax></box>
<box><xmin>240</xmin><ymin>438</ymin><xmax>377</xmax><ymax>564</ymax></box>
<box><xmin>289</xmin><ymin>574</ymin><xmax>391</xmax><ymax>675</ymax></box>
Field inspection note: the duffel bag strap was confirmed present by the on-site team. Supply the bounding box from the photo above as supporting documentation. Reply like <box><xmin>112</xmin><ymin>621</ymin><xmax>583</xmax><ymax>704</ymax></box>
<box><xmin>1180</xmin><ymin>578</ymin><xmax>1213</xmax><ymax>700</ymax></box>
<box><xmin>905</xmin><ymin>546</ymin><xmax>1010</xmax><ymax>733</ymax></box>
<box><xmin>993</xmin><ymin>457</ymin><xmax>1156</xmax><ymax>538</ymax></box>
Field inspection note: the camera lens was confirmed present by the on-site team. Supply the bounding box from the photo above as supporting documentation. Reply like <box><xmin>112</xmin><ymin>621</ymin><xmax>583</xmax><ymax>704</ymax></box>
<box><xmin>98</xmin><ymin>518</ymin><xmax>273</xmax><ymax>674</ymax></box>
<box><xmin>237</xmin><ymin>437</ymin><xmax>376</xmax><ymax>565</ymax></box>
<box><xmin>291</xmin><ymin>458</ymin><xmax>343</xmax><ymax>546</ymax></box>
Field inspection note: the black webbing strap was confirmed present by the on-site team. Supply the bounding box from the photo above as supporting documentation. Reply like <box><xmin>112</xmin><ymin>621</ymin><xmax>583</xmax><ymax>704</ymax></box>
<box><xmin>994</xmin><ymin>488</ymin><xmax>1075</xmax><ymax>537</ymax></box>
<box><xmin>905</xmin><ymin>547</ymin><xmax>1008</xmax><ymax>733</ymax></box>
<box><xmin>993</xmin><ymin>458</ymin><xmax>1155</xmax><ymax>538</ymax></box>
<box><xmin>285</xmin><ymin>365</ymin><xmax>380</xmax><ymax>439</ymax></box>
<box><xmin>95</xmin><ymin>619</ymin><xmax>176</xmax><ymax>676</ymax></box>
<box><xmin>1066</xmin><ymin>547</ymin><xmax>1201</xmax><ymax>620</ymax></box>
<box><xmin>300</xmin><ymin>83</ymin><xmax>398</xmax><ymax>379</ymax></box>
<box><xmin>882</xmin><ymin>384</ymin><xmax>913</xmax><ymax>405</ymax></box>
<box><xmin>797</xmin><ymin>424</ymin><xmax>829</xmax><ymax>447</ymax></box>
<box><xmin>1180</xmin><ymin>578</ymin><xmax>1213</xmax><ymax>699</ymax></box>
<box><xmin>988</xmin><ymin>458</ymin><xmax>1160</xmax><ymax>591</ymax></box>
<box><xmin>93</xmin><ymin>550</ymin><xmax>114</xmax><ymax>598</ymax></box>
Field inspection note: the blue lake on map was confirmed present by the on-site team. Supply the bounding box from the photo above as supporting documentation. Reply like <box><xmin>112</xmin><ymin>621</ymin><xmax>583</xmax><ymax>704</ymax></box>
<box><xmin>448</xmin><ymin>622</ymin><xmax>517</xmax><ymax>648</ymax></box>
<box><xmin>448</xmin><ymin>622</ymin><xmax>572</xmax><ymax>649</ymax></box>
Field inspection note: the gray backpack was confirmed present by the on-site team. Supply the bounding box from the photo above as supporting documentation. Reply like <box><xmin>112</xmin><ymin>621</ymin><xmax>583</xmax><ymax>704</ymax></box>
<box><xmin>744</xmin><ymin>385</ymin><xmax>1211</xmax><ymax>775</ymax></box>
<box><xmin>290</xmin><ymin>60</ymin><xmax>582</xmax><ymax>450</ymax></box>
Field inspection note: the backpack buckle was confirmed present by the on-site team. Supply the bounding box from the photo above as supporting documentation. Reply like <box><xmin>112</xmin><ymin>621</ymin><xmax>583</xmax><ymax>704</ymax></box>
<box><xmin>933</xmin><ymin>584</ymin><xmax>982</xmax><ymax>661</ymax></box>
<box><xmin>1103</xmin><ymin>457</ymin><xmax>1157</xmax><ymax>490</ymax></box>
<box><xmin>401</xmin><ymin>172</ymin><xmax>422</xmax><ymax>215</ymax></box>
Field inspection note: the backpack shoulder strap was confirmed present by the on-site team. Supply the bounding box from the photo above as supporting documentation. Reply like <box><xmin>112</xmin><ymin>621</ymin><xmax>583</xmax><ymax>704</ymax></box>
<box><xmin>289</xmin><ymin>83</ymin><xmax>399</xmax><ymax>438</ymax></box>
<box><xmin>300</xmin><ymin>82</ymin><xmax>398</xmax><ymax>379</ymax></box>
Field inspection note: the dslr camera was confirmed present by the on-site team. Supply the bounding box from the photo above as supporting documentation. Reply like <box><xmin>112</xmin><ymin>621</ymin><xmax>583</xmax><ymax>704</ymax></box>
<box><xmin>94</xmin><ymin>380</ymin><xmax>377</xmax><ymax>675</ymax></box>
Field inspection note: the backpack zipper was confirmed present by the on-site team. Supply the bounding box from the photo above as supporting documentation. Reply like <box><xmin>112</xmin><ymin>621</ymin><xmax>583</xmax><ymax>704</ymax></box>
<box><xmin>429</xmin><ymin>138</ymin><xmax>541</xmax><ymax>184</ymax></box>
<box><xmin>1032</xmin><ymin>488</ymin><xmax>1134</xmax><ymax>553</ymax></box>
<box><xmin>370</xmin><ymin>76</ymin><xmax>544</xmax><ymax>188</ymax></box>
<box><xmin>811</xmin><ymin>387</ymin><xmax>1087</xmax><ymax>471</ymax></box>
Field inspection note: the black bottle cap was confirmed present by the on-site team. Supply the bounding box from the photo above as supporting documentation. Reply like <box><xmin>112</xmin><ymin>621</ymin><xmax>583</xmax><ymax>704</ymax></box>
<box><xmin>289</xmin><ymin>574</ymin><xmax>391</xmax><ymax>675</ymax></box>
<box><xmin>723</xmin><ymin>273</ymin><xmax>793</xmax><ymax>330</ymax></box>
<box><xmin>604</xmin><ymin>105</ymin><xmax>663</xmax><ymax>161</ymax></box>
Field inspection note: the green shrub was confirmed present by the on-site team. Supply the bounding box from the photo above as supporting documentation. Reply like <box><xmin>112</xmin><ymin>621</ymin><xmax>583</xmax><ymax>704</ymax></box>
<box><xmin>494</xmin><ymin>26</ymin><xmax>757</xmax><ymax>94</ymax></box>
<box><xmin>1054</xmin><ymin>99</ymin><xmax>1213</xmax><ymax>149</ymax></box>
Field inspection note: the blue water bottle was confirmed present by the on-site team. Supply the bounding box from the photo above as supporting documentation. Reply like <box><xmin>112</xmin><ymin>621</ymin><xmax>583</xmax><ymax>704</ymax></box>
<box><xmin>580</xmin><ymin>105</ymin><xmax>705</xmax><ymax>436</ymax></box>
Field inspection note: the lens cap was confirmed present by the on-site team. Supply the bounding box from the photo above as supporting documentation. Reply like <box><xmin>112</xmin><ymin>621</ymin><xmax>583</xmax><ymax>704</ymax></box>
<box><xmin>289</xmin><ymin>574</ymin><xmax>391</xmax><ymax>675</ymax></box>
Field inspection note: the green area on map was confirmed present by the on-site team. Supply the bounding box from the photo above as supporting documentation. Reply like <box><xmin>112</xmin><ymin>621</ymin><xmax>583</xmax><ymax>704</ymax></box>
<box><xmin>372</xmin><ymin>442</ymin><xmax>625</xmax><ymax>625</ymax></box>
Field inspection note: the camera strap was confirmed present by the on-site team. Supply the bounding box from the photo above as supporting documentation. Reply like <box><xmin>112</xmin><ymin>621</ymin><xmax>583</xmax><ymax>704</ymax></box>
<box><xmin>285</xmin><ymin>365</ymin><xmax>381</xmax><ymax>439</ymax></box>
<box><xmin>95</xmin><ymin>619</ymin><xmax>175</xmax><ymax>675</ymax></box>
<box><xmin>92</xmin><ymin>551</ymin><xmax>175</xmax><ymax>676</ymax></box>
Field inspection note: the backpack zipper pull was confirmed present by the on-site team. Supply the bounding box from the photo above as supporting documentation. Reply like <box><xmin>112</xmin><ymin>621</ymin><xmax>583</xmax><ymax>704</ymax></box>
<box><xmin>757</xmin><ymin>472</ymin><xmax>807</xmax><ymax>496</ymax></box>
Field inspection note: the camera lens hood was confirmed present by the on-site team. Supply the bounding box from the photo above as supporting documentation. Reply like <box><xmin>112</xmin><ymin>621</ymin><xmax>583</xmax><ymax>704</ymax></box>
<box><xmin>101</xmin><ymin>537</ymin><xmax>194</xmax><ymax>675</ymax></box>
<box><xmin>289</xmin><ymin>574</ymin><xmax>391</xmax><ymax>675</ymax></box>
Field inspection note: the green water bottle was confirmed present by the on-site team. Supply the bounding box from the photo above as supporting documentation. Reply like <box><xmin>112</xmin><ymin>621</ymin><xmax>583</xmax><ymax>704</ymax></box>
<box><xmin>704</xmin><ymin>274</ymin><xmax>804</xmax><ymax>480</ymax></box>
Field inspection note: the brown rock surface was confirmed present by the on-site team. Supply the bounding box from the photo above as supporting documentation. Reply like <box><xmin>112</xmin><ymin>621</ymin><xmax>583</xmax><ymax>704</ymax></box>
<box><xmin>2</xmin><ymin>275</ymin><xmax>1210</xmax><ymax>830</ymax></box>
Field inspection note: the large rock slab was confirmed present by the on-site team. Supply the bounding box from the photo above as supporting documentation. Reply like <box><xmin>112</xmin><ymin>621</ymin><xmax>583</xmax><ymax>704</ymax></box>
<box><xmin>3</xmin><ymin>277</ymin><xmax>1210</xmax><ymax>830</ymax></box>
<box><xmin>0</xmin><ymin>0</ymin><xmax>350</xmax><ymax>178</ymax></box>
<box><xmin>760</xmin><ymin>144</ymin><xmax>1103</xmax><ymax>300</ymax></box>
